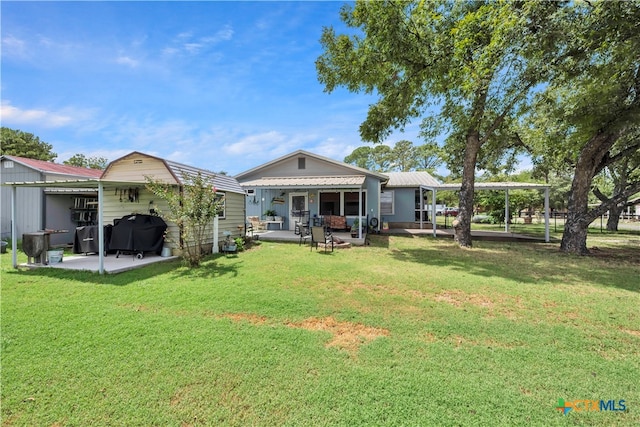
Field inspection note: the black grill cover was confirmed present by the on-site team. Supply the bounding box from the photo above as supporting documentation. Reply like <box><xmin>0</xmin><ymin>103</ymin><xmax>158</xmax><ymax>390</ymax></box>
<box><xmin>109</xmin><ymin>214</ymin><xmax>167</xmax><ymax>255</ymax></box>
<box><xmin>73</xmin><ymin>225</ymin><xmax>113</xmax><ymax>254</ymax></box>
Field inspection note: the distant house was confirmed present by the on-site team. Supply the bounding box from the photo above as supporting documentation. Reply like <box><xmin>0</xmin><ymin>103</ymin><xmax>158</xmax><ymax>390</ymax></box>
<box><xmin>0</xmin><ymin>155</ymin><xmax>103</xmax><ymax>245</ymax></box>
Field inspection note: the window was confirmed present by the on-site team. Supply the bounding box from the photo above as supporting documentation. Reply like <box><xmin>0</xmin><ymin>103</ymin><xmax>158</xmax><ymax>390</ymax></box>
<box><xmin>319</xmin><ymin>191</ymin><xmax>367</xmax><ymax>216</ymax></box>
<box><xmin>344</xmin><ymin>191</ymin><xmax>366</xmax><ymax>216</ymax></box>
<box><xmin>3</xmin><ymin>161</ymin><xmax>14</xmax><ymax>168</ymax></box>
<box><xmin>298</xmin><ymin>157</ymin><xmax>306</xmax><ymax>169</ymax></box>
<box><xmin>216</xmin><ymin>193</ymin><xmax>226</xmax><ymax>219</ymax></box>
<box><xmin>320</xmin><ymin>192</ymin><xmax>339</xmax><ymax>215</ymax></box>
<box><xmin>380</xmin><ymin>191</ymin><xmax>394</xmax><ymax>215</ymax></box>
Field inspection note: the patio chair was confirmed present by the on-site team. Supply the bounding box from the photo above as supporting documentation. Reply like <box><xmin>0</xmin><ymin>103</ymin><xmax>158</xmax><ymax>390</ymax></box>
<box><xmin>310</xmin><ymin>226</ymin><xmax>333</xmax><ymax>252</ymax></box>
<box><xmin>293</xmin><ymin>210</ymin><xmax>310</xmax><ymax>236</ymax></box>
<box><xmin>247</xmin><ymin>216</ymin><xmax>266</xmax><ymax>231</ymax></box>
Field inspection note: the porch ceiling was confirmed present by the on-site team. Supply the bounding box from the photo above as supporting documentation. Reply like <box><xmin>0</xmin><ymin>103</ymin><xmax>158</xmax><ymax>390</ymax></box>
<box><xmin>240</xmin><ymin>175</ymin><xmax>366</xmax><ymax>189</ymax></box>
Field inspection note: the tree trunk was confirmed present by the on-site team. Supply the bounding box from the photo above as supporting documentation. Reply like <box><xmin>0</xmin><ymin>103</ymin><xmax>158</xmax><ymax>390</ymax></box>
<box><xmin>560</xmin><ymin>132</ymin><xmax>617</xmax><ymax>255</ymax></box>
<box><xmin>606</xmin><ymin>203</ymin><xmax>624</xmax><ymax>231</ymax></box>
<box><xmin>454</xmin><ymin>132</ymin><xmax>481</xmax><ymax>247</ymax></box>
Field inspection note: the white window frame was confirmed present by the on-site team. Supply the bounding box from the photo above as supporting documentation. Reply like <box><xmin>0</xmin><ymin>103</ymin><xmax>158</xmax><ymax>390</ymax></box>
<box><xmin>216</xmin><ymin>192</ymin><xmax>226</xmax><ymax>219</ymax></box>
<box><xmin>380</xmin><ymin>190</ymin><xmax>394</xmax><ymax>215</ymax></box>
<box><xmin>318</xmin><ymin>190</ymin><xmax>367</xmax><ymax>217</ymax></box>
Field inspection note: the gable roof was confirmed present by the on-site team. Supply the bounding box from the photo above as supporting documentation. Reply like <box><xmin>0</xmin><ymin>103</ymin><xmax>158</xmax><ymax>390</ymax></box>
<box><xmin>385</xmin><ymin>171</ymin><xmax>441</xmax><ymax>188</ymax></box>
<box><xmin>102</xmin><ymin>151</ymin><xmax>244</xmax><ymax>194</ymax></box>
<box><xmin>234</xmin><ymin>149</ymin><xmax>389</xmax><ymax>181</ymax></box>
<box><xmin>1</xmin><ymin>155</ymin><xmax>103</xmax><ymax>179</ymax></box>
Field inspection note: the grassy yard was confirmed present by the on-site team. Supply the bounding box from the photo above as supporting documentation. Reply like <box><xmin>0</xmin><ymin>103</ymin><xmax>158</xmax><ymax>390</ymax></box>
<box><xmin>1</xmin><ymin>233</ymin><xmax>639</xmax><ymax>426</ymax></box>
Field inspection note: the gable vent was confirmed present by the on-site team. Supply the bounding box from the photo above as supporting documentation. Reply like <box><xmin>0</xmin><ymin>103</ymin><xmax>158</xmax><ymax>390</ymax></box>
<box><xmin>133</xmin><ymin>159</ymin><xmax>143</xmax><ymax>164</ymax></box>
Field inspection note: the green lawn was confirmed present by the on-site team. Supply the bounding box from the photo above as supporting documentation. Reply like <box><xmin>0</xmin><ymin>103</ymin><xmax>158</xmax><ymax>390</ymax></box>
<box><xmin>2</xmin><ymin>233</ymin><xmax>639</xmax><ymax>426</ymax></box>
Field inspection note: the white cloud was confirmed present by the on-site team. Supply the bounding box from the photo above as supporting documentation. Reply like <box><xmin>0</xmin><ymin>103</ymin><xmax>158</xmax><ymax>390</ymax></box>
<box><xmin>1</xmin><ymin>34</ymin><xmax>28</xmax><ymax>59</ymax></box>
<box><xmin>0</xmin><ymin>101</ymin><xmax>81</xmax><ymax>128</ymax></box>
<box><xmin>116</xmin><ymin>55</ymin><xmax>140</xmax><ymax>68</ymax></box>
<box><xmin>162</xmin><ymin>25</ymin><xmax>234</xmax><ymax>57</ymax></box>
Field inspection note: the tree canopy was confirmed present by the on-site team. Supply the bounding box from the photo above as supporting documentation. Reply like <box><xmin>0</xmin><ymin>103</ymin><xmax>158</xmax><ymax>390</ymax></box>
<box><xmin>0</xmin><ymin>127</ymin><xmax>56</xmax><ymax>161</ymax></box>
<box><xmin>318</xmin><ymin>0</ymin><xmax>567</xmax><ymax>247</ymax></box>
<box><xmin>519</xmin><ymin>1</ymin><xmax>640</xmax><ymax>254</ymax></box>
<box><xmin>344</xmin><ymin>140</ymin><xmax>442</xmax><ymax>174</ymax></box>
<box><xmin>63</xmin><ymin>154</ymin><xmax>109</xmax><ymax>170</ymax></box>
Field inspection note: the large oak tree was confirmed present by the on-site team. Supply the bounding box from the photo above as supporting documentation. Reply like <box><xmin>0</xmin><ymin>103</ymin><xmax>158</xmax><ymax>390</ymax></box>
<box><xmin>317</xmin><ymin>0</ymin><xmax>567</xmax><ymax>247</ymax></box>
<box><xmin>521</xmin><ymin>1</ymin><xmax>640</xmax><ymax>254</ymax></box>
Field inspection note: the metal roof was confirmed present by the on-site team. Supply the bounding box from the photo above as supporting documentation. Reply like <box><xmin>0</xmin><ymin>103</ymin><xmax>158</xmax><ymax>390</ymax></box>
<box><xmin>432</xmin><ymin>182</ymin><xmax>550</xmax><ymax>191</ymax></box>
<box><xmin>101</xmin><ymin>151</ymin><xmax>245</xmax><ymax>194</ymax></box>
<box><xmin>385</xmin><ymin>171</ymin><xmax>441</xmax><ymax>188</ymax></box>
<box><xmin>1</xmin><ymin>155</ymin><xmax>103</xmax><ymax>178</ymax></box>
<box><xmin>240</xmin><ymin>175</ymin><xmax>367</xmax><ymax>189</ymax></box>
<box><xmin>235</xmin><ymin>150</ymin><xmax>389</xmax><ymax>181</ymax></box>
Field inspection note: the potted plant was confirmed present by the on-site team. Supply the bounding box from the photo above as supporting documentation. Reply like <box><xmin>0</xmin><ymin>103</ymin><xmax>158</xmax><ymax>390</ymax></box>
<box><xmin>264</xmin><ymin>209</ymin><xmax>276</xmax><ymax>221</ymax></box>
<box><xmin>350</xmin><ymin>218</ymin><xmax>360</xmax><ymax>238</ymax></box>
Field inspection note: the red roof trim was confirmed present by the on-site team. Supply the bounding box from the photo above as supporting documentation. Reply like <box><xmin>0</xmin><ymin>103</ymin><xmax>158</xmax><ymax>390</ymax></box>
<box><xmin>2</xmin><ymin>155</ymin><xmax>103</xmax><ymax>178</ymax></box>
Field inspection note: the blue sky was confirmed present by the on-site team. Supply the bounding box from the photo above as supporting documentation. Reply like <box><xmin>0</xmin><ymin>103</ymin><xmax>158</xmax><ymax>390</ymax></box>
<box><xmin>1</xmin><ymin>1</ymin><xmax>426</xmax><ymax>175</ymax></box>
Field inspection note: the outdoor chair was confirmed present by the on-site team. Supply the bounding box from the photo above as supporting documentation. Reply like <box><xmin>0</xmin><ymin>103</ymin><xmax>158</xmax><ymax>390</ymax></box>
<box><xmin>310</xmin><ymin>226</ymin><xmax>334</xmax><ymax>252</ymax></box>
<box><xmin>247</xmin><ymin>216</ymin><xmax>266</xmax><ymax>231</ymax></box>
<box><xmin>293</xmin><ymin>210</ymin><xmax>310</xmax><ymax>235</ymax></box>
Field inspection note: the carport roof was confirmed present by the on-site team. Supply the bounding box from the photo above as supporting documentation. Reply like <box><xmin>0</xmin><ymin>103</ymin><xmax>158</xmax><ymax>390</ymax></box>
<box><xmin>429</xmin><ymin>181</ymin><xmax>549</xmax><ymax>191</ymax></box>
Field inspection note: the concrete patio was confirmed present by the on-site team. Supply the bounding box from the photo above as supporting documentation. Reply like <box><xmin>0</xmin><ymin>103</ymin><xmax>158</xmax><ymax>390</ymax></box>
<box><xmin>20</xmin><ymin>252</ymin><xmax>179</xmax><ymax>274</ymax></box>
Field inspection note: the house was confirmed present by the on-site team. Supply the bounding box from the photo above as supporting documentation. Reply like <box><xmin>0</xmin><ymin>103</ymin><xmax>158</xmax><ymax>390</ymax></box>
<box><xmin>383</xmin><ymin>171</ymin><xmax>442</xmax><ymax>228</ymax></box>
<box><xmin>100</xmin><ymin>151</ymin><xmax>246</xmax><ymax>253</ymax></box>
<box><xmin>235</xmin><ymin>150</ymin><xmax>551</xmax><ymax>241</ymax></box>
<box><xmin>235</xmin><ymin>150</ymin><xmax>389</xmax><ymax>235</ymax></box>
<box><xmin>0</xmin><ymin>155</ymin><xmax>103</xmax><ymax>246</ymax></box>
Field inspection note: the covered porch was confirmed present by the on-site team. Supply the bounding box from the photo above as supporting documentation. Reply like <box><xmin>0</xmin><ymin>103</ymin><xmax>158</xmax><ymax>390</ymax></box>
<box><xmin>242</xmin><ymin>175</ymin><xmax>375</xmax><ymax>239</ymax></box>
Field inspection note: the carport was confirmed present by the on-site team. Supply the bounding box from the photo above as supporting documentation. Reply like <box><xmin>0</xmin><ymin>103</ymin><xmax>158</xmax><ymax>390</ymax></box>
<box><xmin>418</xmin><ymin>182</ymin><xmax>551</xmax><ymax>242</ymax></box>
<box><xmin>6</xmin><ymin>179</ymin><xmax>142</xmax><ymax>274</ymax></box>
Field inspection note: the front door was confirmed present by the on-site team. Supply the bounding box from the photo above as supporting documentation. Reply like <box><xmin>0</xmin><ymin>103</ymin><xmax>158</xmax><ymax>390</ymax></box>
<box><xmin>289</xmin><ymin>192</ymin><xmax>308</xmax><ymax>230</ymax></box>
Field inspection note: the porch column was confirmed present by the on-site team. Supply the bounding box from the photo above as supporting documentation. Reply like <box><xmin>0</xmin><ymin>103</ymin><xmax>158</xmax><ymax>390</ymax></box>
<box><xmin>419</xmin><ymin>187</ymin><xmax>424</xmax><ymax>230</ymax></box>
<box><xmin>11</xmin><ymin>185</ymin><xmax>17</xmax><ymax>268</ymax></box>
<box><xmin>505</xmin><ymin>189</ymin><xmax>510</xmax><ymax>233</ymax></box>
<box><xmin>432</xmin><ymin>189</ymin><xmax>437</xmax><ymax>238</ymax></box>
<box><xmin>98</xmin><ymin>181</ymin><xmax>105</xmax><ymax>275</ymax></box>
<box><xmin>544</xmin><ymin>187</ymin><xmax>550</xmax><ymax>243</ymax></box>
<box><xmin>358</xmin><ymin>187</ymin><xmax>363</xmax><ymax>239</ymax></box>
<box><xmin>213</xmin><ymin>216</ymin><xmax>219</xmax><ymax>253</ymax></box>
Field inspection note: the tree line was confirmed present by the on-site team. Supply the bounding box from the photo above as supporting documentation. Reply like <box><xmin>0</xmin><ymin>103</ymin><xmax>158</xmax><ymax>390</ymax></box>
<box><xmin>1</xmin><ymin>127</ymin><xmax>108</xmax><ymax>169</ymax></box>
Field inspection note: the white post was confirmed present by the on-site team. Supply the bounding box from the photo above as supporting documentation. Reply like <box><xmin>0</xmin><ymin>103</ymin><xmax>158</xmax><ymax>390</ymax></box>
<box><xmin>419</xmin><ymin>187</ymin><xmax>424</xmax><ymax>229</ymax></box>
<box><xmin>212</xmin><ymin>215</ymin><xmax>219</xmax><ymax>253</ymax></box>
<box><xmin>544</xmin><ymin>187</ymin><xmax>550</xmax><ymax>243</ymax></box>
<box><xmin>358</xmin><ymin>188</ymin><xmax>363</xmax><ymax>239</ymax></box>
<box><xmin>11</xmin><ymin>185</ymin><xmax>17</xmax><ymax>268</ymax></box>
<box><xmin>505</xmin><ymin>189</ymin><xmax>510</xmax><ymax>233</ymax></box>
<box><xmin>98</xmin><ymin>181</ymin><xmax>105</xmax><ymax>274</ymax></box>
<box><xmin>432</xmin><ymin>189</ymin><xmax>437</xmax><ymax>238</ymax></box>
